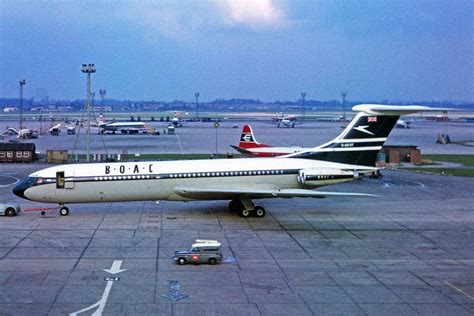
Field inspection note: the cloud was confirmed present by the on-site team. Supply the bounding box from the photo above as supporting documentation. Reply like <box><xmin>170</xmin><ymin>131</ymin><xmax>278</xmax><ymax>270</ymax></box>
<box><xmin>217</xmin><ymin>0</ymin><xmax>286</xmax><ymax>29</ymax></box>
<box><xmin>117</xmin><ymin>0</ymin><xmax>288</xmax><ymax>43</ymax></box>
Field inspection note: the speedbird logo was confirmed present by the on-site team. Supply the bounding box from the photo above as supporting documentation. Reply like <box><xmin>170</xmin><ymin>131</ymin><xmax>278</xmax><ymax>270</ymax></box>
<box><xmin>354</xmin><ymin>125</ymin><xmax>374</xmax><ymax>135</ymax></box>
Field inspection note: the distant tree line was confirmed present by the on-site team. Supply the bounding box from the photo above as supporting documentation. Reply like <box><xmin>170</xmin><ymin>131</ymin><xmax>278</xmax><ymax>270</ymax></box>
<box><xmin>0</xmin><ymin>97</ymin><xmax>472</xmax><ymax>112</ymax></box>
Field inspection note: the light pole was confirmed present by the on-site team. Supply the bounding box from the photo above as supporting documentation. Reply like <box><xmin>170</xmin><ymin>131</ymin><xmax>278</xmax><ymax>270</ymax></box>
<box><xmin>81</xmin><ymin>64</ymin><xmax>96</xmax><ymax>162</ymax></box>
<box><xmin>341</xmin><ymin>91</ymin><xmax>347</xmax><ymax>121</ymax></box>
<box><xmin>99</xmin><ymin>89</ymin><xmax>106</xmax><ymax>108</ymax></box>
<box><xmin>19</xmin><ymin>80</ymin><xmax>26</xmax><ymax>130</ymax></box>
<box><xmin>195</xmin><ymin>92</ymin><xmax>200</xmax><ymax>120</ymax></box>
<box><xmin>91</xmin><ymin>92</ymin><xmax>95</xmax><ymax>107</ymax></box>
<box><xmin>301</xmin><ymin>92</ymin><xmax>306</xmax><ymax>121</ymax></box>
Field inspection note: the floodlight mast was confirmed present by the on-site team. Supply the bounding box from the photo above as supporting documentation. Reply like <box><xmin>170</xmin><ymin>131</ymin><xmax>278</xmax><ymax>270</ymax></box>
<box><xmin>301</xmin><ymin>92</ymin><xmax>306</xmax><ymax>121</ymax></box>
<box><xmin>341</xmin><ymin>91</ymin><xmax>347</xmax><ymax>120</ymax></box>
<box><xmin>195</xmin><ymin>92</ymin><xmax>200</xmax><ymax>120</ymax></box>
<box><xmin>99</xmin><ymin>89</ymin><xmax>106</xmax><ymax>107</ymax></box>
<box><xmin>19</xmin><ymin>80</ymin><xmax>26</xmax><ymax>130</ymax></box>
<box><xmin>81</xmin><ymin>64</ymin><xmax>96</xmax><ymax>162</ymax></box>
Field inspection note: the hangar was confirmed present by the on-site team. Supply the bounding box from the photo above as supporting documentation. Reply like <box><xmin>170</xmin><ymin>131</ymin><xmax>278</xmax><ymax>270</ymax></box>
<box><xmin>0</xmin><ymin>142</ymin><xmax>36</xmax><ymax>163</ymax></box>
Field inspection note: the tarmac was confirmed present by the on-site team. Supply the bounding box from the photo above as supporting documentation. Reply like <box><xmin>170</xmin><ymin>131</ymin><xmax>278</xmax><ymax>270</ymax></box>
<box><xmin>0</xmin><ymin>163</ymin><xmax>473</xmax><ymax>315</ymax></box>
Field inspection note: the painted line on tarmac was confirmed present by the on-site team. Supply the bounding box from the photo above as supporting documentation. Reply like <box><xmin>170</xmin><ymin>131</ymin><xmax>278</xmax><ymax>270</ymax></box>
<box><xmin>70</xmin><ymin>260</ymin><xmax>126</xmax><ymax>316</ymax></box>
<box><xmin>0</xmin><ymin>176</ymin><xmax>19</xmax><ymax>187</ymax></box>
<box><xmin>445</xmin><ymin>281</ymin><xmax>474</xmax><ymax>301</ymax></box>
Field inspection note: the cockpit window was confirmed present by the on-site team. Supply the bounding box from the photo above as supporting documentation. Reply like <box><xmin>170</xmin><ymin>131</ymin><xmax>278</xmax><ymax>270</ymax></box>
<box><xmin>18</xmin><ymin>176</ymin><xmax>37</xmax><ymax>187</ymax></box>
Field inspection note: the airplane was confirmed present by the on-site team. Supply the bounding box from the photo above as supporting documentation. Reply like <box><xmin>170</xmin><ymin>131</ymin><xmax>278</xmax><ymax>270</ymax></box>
<box><xmin>272</xmin><ymin>113</ymin><xmax>298</xmax><ymax>128</ymax></box>
<box><xmin>98</xmin><ymin>114</ymin><xmax>158</xmax><ymax>134</ymax></box>
<box><xmin>13</xmin><ymin>104</ymin><xmax>448</xmax><ymax>218</ymax></box>
<box><xmin>170</xmin><ymin>112</ymin><xmax>184</xmax><ymax>127</ymax></box>
<box><xmin>395</xmin><ymin>119</ymin><xmax>411</xmax><ymax>128</ymax></box>
<box><xmin>231</xmin><ymin>124</ymin><xmax>304</xmax><ymax>157</ymax></box>
<box><xmin>6</xmin><ymin>127</ymin><xmax>38</xmax><ymax>139</ymax></box>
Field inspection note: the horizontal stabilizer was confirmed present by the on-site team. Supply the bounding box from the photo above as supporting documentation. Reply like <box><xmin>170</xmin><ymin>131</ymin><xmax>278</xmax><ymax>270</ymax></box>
<box><xmin>353</xmin><ymin>104</ymin><xmax>454</xmax><ymax>116</ymax></box>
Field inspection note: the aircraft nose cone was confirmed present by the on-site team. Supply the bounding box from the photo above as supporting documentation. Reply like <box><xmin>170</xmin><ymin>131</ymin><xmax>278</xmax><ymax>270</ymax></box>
<box><xmin>12</xmin><ymin>184</ymin><xmax>26</xmax><ymax>198</ymax></box>
<box><xmin>12</xmin><ymin>177</ymin><xmax>34</xmax><ymax>199</ymax></box>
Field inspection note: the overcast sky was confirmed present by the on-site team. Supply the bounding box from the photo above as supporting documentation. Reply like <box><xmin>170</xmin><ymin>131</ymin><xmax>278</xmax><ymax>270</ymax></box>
<box><xmin>1</xmin><ymin>0</ymin><xmax>472</xmax><ymax>102</ymax></box>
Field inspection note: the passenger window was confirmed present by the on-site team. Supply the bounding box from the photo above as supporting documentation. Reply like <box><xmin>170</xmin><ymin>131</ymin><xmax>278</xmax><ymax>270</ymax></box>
<box><xmin>191</xmin><ymin>248</ymin><xmax>201</xmax><ymax>253</ymax></box>
<box><xmin>56</xmin><ymin>171</ymin><xmax>65</xmax><ymax>189</ymax></box>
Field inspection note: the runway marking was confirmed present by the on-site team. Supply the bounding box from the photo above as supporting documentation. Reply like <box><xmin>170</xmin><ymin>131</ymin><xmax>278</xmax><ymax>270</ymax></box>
<box><xmin>176</xmin><ymin>134</ymin><xmax>184</xmax><ymax>154</ymax></box>
<box><xmin>0</xmin><ymin>175</ymin><xmax>19</xmax><ymax>187</ymax></box>
<box><xmin>70</xmin><ymin>260</ymin><xmax>126</xmax><ymax>316</ymax></box>
<box><xmin>413</xmin><ymin>181</ymin><xmax>426</xmax><ymax>188</ymax></box>
<box><xmin>161</xmin><ymin>280</ymin><xmax>187</xmax><ymax>301</ymax></box>
<box><xmin>445</xmin><ymin>281</ymin><xmax>474</xmax><ymax>301</ymax></box>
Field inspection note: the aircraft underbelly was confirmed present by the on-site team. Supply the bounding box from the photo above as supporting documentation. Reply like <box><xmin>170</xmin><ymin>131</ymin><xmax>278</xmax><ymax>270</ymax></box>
<box><xmin>27</xmin><ymin>181</ymin><xmax>172</xmax><ymax>203</ymax></box>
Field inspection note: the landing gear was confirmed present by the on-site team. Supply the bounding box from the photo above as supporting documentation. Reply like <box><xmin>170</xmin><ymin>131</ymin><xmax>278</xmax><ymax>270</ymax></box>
<box><xmin>229</xmin><ymin>199</ymin><xmax>243</xmax><ymax>212</ymax></box>
<box><xmin>58</xmin><ymin>205</ymin><xmax>69</xmax><ymax>216</ymax></box>
<box><xmin>254</xmin><ymin>206</ymin><xmax>266</xmax><ymax>218</ymax></box>
<box><xmin>239</xmin><ymin>209</ymin><xmax>251</xmax><ymax>218</ymax></box>
<box><xmin>229</xmin><ymin>198</ymin><xmax>266</xmax><ymax>218</ymax></box>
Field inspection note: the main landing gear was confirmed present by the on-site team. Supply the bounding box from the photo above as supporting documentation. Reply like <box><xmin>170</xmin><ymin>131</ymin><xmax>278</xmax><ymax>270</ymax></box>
<box><xmin>228</xmin><ymin>199</ymin><xmax>266</xmax><ymax>218</ymax></box>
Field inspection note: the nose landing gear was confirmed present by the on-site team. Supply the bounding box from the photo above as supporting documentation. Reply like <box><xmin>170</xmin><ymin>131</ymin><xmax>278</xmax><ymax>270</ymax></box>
<box><xmin>58</xmin><ymin>205</ymin><xmax>70</xmax><ymax>216</ymax></box>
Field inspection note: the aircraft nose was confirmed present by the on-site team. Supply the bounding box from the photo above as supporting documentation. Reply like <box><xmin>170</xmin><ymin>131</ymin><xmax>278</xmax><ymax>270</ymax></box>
<box><xmin>12</xmin><ymin>183</ymin><xmax>26</xmax><ymax>198</ymax></box>
<box><xmin>12</xmin><ymin>177</ymin><xmax>34</xmax><ymax>199</ymax></box>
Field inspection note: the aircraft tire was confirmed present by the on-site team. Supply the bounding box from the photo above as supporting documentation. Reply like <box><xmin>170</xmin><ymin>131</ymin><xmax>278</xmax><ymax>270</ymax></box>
<box><xmin>5</xmin><ymin>207</ymin><xmax>16</xmax><ymax>217</ymax></box>
<box><xmin>59</xmin><ymin>207</ymin><xmax>69</xmax><ymax>216</ymax></box>
<box><xmin>239</xmin><ymin>209</ymin><xmax>251</xmax><ymax>218</ymax></box>
<box><xmin>254</xmin><ymin>206</ymin><xmax>266</xmax><ymax>218</ymax></box>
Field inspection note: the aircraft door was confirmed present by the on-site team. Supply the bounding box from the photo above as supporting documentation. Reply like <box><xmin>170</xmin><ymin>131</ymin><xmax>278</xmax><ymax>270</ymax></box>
<box><xmin>56</xmin><ymin>171</ymin><xmax>65</xmax><ymax>189</ymax></box>
<box><xmin>56</xmin><ymin>171</ymin><xmax>74</xmax><ymax>189</ymax></box>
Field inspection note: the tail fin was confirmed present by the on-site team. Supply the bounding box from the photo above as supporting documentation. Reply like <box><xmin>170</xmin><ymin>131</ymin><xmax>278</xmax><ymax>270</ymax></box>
<box><xmin>238</xmin><ymin>124</ymin><xmax>271</xmax><ymax>149</ymax></box>
<box><xmin>98</xmin><ymin>113</ymin><xmax>105</xmax><ymax>125</ymax></box>
<box><xmin>288</xmin><ymin>104</ymin><xmax>451</xmax><ymax>166</ymax></box>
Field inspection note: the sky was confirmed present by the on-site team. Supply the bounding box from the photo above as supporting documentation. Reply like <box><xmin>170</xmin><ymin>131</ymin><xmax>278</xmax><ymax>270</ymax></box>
<box><xmin>0</xmin><ymin>0</ymin><xmax>473</xmax><ymax>102</ymax></box>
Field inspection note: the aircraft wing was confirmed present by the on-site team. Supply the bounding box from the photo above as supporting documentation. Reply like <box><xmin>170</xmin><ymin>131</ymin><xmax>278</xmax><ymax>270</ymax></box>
<box><xmin>173</xmin><ymin>186</ymin><xmax>377</xmax><ymax>200</ymax></box>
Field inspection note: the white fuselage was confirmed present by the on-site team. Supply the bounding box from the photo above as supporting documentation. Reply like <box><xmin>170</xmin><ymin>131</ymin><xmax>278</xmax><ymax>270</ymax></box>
<box><xmin>20</xmin><ymin>158</ymin><xmax>357</xmax><ymax>204</ymax></box>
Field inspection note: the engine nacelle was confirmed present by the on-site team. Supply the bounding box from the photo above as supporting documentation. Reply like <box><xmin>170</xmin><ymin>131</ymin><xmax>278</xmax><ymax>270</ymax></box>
<box><xmin>298</xmin><ymin>168</ymin><xmax>356</xmax><ymax>186</ymax></box>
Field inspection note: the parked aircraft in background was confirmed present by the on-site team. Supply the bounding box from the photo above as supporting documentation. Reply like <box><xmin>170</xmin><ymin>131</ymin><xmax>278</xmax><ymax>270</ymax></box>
<box><xmin>171</xmin><ymin>112</ymin><xmax>184</xmax><ymax>127</ymax></box>
<box><xmin>98</xmin><ymin>114</ymin><xmax>157</xmax><ymax>134</ymax></box>
<box><xmin>396</xmin><ymin>119</ymin><xmax>412</xmax><ymax>128</ymax></box>
<box><xmin>231</xmin><ymin>124</ymin><xmax>304</xmax><ymax>157</ymax></box>
<box><xmin>272</xmin><ymin>113</ymin><xmax>299</xmax><ymax>128</ymax></box>
<box><xmin>6</xmin><ymin>127</ymin><xmax>38</xmax><ymax>139</ymax></box>
<box><xmin>13</xmin><ymin>105</ymin><xmax>448</xmax><ymax>218</ymax></box>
